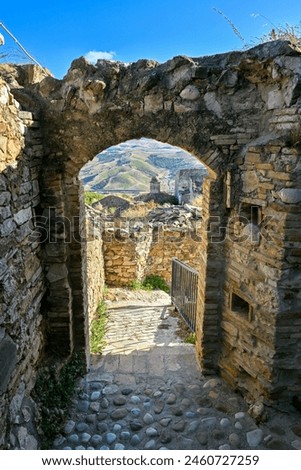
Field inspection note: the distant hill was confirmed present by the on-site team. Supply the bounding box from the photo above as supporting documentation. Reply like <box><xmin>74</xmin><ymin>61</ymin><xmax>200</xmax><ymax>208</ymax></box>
<box><xmin>79</xmin><ymin>138</ymin><xmax>206</xmax><ymax>193</ymax></box>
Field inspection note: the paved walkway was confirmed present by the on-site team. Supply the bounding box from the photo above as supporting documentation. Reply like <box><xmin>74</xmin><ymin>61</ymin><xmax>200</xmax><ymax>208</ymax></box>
<box><xmin>53</xmin><ymin>290</ymin><xmax>301</xmax><ymax>450</ymax></box>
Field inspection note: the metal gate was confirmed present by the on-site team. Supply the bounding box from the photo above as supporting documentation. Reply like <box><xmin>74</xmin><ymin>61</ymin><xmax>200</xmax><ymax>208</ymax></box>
<box><xmin>171</xmin><ymin>258</ymin><xmax>199</xmax><ymax>332</ymax></box>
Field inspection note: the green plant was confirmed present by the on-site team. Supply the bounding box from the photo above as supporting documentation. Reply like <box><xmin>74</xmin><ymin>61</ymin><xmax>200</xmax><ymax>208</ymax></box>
<box><xmin>184</xmin><ymin>332</ymin><xmax>196</xmax><ymax>344</ymax></box>
<box><xmin>129</xmin><ymin>279</ymin><xmax>144</xmax><ymax>290</ymax></box>
<box><xmin>142</xmin><ymin>274</ymin><xmax>170</xmax><ymax>293</ymax></box>
<box><xmin>129</xmin><ymin>275</ymin><xmax>170</xmax><ymax>293</ymax></box>
<box><xmin>33</xmin><ymin>353</ymin><xmax>84</xmax><ymax>449</ymax></box>
<box><xmin>103</xmin><ymin>284</ymin><xmax>109</xmax><ymax>296</ymax></box>
<box><xmin>90</xmin><ymin>300</ymin><xmax>108</xmax><ymax>354</ymax></box>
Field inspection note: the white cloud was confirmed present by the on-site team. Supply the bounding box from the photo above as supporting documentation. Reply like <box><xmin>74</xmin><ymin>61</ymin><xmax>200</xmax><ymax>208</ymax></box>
<box><xmin>84</xmin><ymin>50</ymin><xmax>116</xmax><ymax>64</ymax></box>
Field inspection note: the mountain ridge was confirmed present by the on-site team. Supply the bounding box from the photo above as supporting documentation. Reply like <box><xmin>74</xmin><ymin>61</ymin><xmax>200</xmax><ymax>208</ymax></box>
<box><xmin>80</xmin><ymin>138</ymin><xmax>207</xmax><ymax>193</ymax></box>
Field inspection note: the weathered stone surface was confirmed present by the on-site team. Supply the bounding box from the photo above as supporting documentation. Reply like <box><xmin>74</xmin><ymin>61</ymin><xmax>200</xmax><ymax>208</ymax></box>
<box><xmin>46</xmin><ymin>264</ymin><xmax>69</xmax><ymax>283</ymax></box>
<box><xmin>0</xmin><ymin>334</ymin><xmax>17</xmax><ymax>393</ymax></box>
<box><xmin>64</xmin><ymin>421</ymin><xmax>75</xmax><ymax>434</ymax></box>
<box><xmin>103</xmin><ymin>384</ymin><xmax>119</xmax><ymax>395</ymax></box>
<box><xmin>129</xmin><ymin>420</ymin><xmax>143</xmax><ymax>431</ymax></box>
<box><xmin>17</xmin><ymin>427</ymin><xmax>38</xmax><ymax>450</ymax></box>
<box><xmin>160</xmin><ymin>429</ymin><xmax>172</xmax><ymax>443</ymax></box>
<box><xmin>110</xmin><ymin>408</ymin><xmax>128</xmax><ymax>420</ymax></box>
<box><xmin>266</xmin><ymin>438</ymin><xmax>290</xmax><ymax>449</ymax></box>
<box><xmin>113</xmin><ymin>396</ymin><xmax>127</xmax><ymax>406</ymax></box>
<box><xmin>278</xmin><ymin>188</ymin><xmax>301</xmax><ymax>204</ymax></box>
<box><xmin>180</xmin><ymin>85</ymin><xmax>200</xmax><ymax>100</ymax></box>
<box><xmin>246</xmin><ymin>429</ymin><xmax>263</xmax><ymax>447</ymax></box>
<box><xmin>1</xmin><ymin>40</ymin><xmax>301</xmax><ymax>451</ymax></box>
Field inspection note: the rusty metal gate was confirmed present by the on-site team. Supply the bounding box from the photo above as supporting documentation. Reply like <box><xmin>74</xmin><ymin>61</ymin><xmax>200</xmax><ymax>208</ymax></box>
<box><xmin>171</xmin><ymin>258</ymin><xmax>199</xmax><ymax>332</ymax></box>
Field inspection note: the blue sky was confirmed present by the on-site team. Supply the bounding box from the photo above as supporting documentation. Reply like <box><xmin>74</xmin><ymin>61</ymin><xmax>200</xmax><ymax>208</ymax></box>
<box><xmin>0</xmin><ymin>0</ymin><xmax>300</xmax><ymax>78</ymax></box>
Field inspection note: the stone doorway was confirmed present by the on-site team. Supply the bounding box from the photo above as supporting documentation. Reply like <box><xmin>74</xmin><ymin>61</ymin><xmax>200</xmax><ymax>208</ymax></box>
<box><xmin>2</xmin><ymin>41</ymin><xmax>301</xmax><ymax>449</ymax></box>
<box><xmin>78</xmin><ymin>138</ymin><xmax>217</xmax><ymax>370</ymax></box>
<box><xmin>35</xmin><ymin>44</ymin><xmax>301</xmax><ymax>401</ymax></box>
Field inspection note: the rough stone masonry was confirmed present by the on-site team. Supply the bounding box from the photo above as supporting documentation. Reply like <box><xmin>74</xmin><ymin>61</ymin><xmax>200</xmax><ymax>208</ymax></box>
<box><xmin>0</xmin><ymin>39</ymin><xmax>301</xmax><ymax>448</ymax></box>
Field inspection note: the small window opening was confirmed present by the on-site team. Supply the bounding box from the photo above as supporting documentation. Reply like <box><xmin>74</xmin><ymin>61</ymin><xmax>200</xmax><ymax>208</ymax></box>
<box><xmin>231</xmin><ymin>292</ymin><xmax>253</xmax><ymax>321</ymax></box>
<box><xmin>240</xmin><ymin>204</ymin><xmax>261</xmax><ymax>226</ymax></box>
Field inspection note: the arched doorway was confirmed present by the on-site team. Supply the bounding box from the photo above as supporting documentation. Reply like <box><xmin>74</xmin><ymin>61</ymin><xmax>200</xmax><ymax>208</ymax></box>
<box><xmin>37</xmin><ymin>47</ymin><xmax>301</xmax><ymax>401</ymax></box>
<box><xmin>79</xmin><ymin>137</ymin><xmax>210</xmax><ymax>355</ymax></box>
<box><xmin>40</xmin><ymin>120</ymin><xmax>225</xmax><ymax>373</ymax></box>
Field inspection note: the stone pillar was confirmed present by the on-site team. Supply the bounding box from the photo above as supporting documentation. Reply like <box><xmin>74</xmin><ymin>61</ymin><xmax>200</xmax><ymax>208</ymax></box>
<box><xmin>195</xmin><ymin>177</ymin><xmax>225</xmax><ymax>373</ymax></box>
<box><xmin>41</xmin><ymin>171</ymin><xmax>73</xmax><ymax>356</ymax></box>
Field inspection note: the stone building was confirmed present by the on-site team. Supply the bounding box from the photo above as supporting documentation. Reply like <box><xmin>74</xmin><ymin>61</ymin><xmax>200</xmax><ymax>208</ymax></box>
<box><xmin>150</xmin><ymin>176</ymin><xmax>161</xmax><ymax>194</ymax></box>
<box><xmin>175</xmin><ymin>168</ymin><xmax>207</xmax><ymax>203</ymax></box>
<box><xmin>0</xmin><ymin>40</ymin><xmax>301</xmax><ymax>447</ymax></box>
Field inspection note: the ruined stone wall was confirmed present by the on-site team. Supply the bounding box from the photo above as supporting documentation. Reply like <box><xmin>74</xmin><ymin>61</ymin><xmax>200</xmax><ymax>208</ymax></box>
<box><xmin>81</xmin><ymin>199</ymin><xmax>105</xmax><ymax>327</ymax></box>
<box><xmin>103</xmin><ymin>232</ymin><xmax>138</xmax><ymax>287</ymax></box>
<box><xmin>101</xmin><ymin>207</ymin><xmax>203</xmax><ymax>286</ymax></box>
<box><xmin>0</xmin><ymin>40</ymin><xmax>300</xmax><ymax>425</ymax></box>
<box><xmin>145</xmin><ymin>227</ymin><xmax>203</xmax><ymax>282</ymax></box>
<box><xmin>33</xmin><ymin>40</ymin><xmax>299</xmax><ymax>402</ymax></box>
<box><xmin>0</xmin><ymin>79</ymin><xmax>45</xmax><ymax>448</ymax></box>
<box><xmin>103</xmin><ymin>228</ymin><xmax>203</xmax><ymax>286</ymax></box>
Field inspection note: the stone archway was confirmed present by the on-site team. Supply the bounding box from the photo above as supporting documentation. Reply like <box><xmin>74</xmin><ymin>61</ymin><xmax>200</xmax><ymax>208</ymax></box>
<box><xmin>21</xmin><ymin>39</ymin><xmax>301</xmax><ymax>401</ymax></box>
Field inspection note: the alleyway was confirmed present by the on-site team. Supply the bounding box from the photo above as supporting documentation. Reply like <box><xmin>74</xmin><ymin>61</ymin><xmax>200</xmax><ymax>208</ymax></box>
<box><xmin>53</xmin><ymin>289</ymin><xmax>301</xmax><ymax>450</ymax></box>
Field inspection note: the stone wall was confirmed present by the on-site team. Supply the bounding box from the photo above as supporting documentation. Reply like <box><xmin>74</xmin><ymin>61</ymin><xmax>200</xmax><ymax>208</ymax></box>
<box><xmin>0</xmin><ymin>79</ymin><xmax>45</xmax><ymax>448</ymax></box>
<box><xmin>220</xmin><ymin>134</ymin><xmax>301</xmax><ymax>401</ymax></box>
<box><xmin>30</xmin><ymin>40</ymin><xmax>300</xmax><ymax>403</ymax></box>
<box><xmin>81</xmin><ymin>196</ymin><xmax>105</xmax><ymax>332</ymax></box>
<box><xmin>0</xmin><ymin>41</ymin><xmax>300</xmax><ymax>450</ymax></box>
<box><xmin>101</xmin><ymin>205</ymin><xmax>203</xmax><ymax>286</ymax></box>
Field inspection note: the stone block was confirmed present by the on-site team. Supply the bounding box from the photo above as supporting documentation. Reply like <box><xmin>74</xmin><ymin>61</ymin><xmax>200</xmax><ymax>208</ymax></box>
<box><xmin>267</xmin><ymin>171</ymin><xmax>291</xmax><ymax>181</ymax></box>
<box><xmin>242</xmin><ymin>170</ymin><xmax>259</xmax><ymax>193</ymax></box>
<box><xmin>278</xmin><ymin>188</ymin><xmax>301</xmax><ymax>204</ymax></box>
<box><xmin>0</xmin><ymin>191</ymin><xmax>11</xmax><ymax>206</ymax></box>
<box><xmin>180</xmin><ymin>85</ymin><xmax>200</xmax><ymax>100</ymax></box>
<box><xmin>14</xmin><ymin>207</ymin><xmax>32</xmax><ymax>226</ymax></box>
<box><xmin>174</xmin><ymin>100</ymin><xmax>200</xmax><ymax>113</ymax></box>
<box><xmin>144</xmin><ymin>94</ymin><xmax>163</xmax><ymax>113</ymax></box>
<box><xmin>0</xmin><ymin>218</ymin><xmax>15</xmax><ymax>237</ymax></box>
<box><xmin>45</xmin><ymin>243</ymin><xmax>67</xmax><ymax>262</ymax></box>
<box><xmin>25</xmin><ymin>256</ymin><xmax>41</xmax><ymax>282</ymax></box>
<box><xmin>0</xmin><ymin>206</ymin><xmax>12</xmax><ymax>222</ymax></box>
<box><xmin>204</xmin><ymin>92</ymin><xmax>222</xmax><ymax>118</ymax></box>
<box><xmin>19</xmin><ymin>182</ymin><xmax>32</xmax><ymax>195</ymax></box>
<box><xmin>19</xmin><ymin>111</ymin><xmax>33</xmax><ymax>120</ymax></box>
<box><xmin>0</xmin><ymin>333</ymin><xmax>17</xmax><ymax>394</ymax></box>
<box><xmin>0</xmin><ymin>174</ymin><xmax>7</xmax><ymax>191</ymax></box>
<box><xmin>46</xmin><ymin>264</ymin><xmax>69</xmax><ymax>283</ymax></box>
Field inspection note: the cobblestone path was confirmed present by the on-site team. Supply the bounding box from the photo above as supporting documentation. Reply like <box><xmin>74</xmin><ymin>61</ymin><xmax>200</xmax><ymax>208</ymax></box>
<box><xmin>53</xmin><ymin>290</ymin><xmax>301</xmax><ymax>450</ymax></box>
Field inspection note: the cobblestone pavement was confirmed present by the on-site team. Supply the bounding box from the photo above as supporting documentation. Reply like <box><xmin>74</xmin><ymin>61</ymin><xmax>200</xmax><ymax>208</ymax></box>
<box><xmin>53</xmin><ymin>290</ymin><xmax>301</xmax><ymax>451</ymax></box>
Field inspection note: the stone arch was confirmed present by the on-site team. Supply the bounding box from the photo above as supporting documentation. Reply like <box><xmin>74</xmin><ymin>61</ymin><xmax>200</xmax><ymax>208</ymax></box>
<box><xmin>78</xmin><ymin>136</ymin><xmax>216</xmax><ymax>358</ymax></box>
<box><xmin>42</xmin><ymin>123</ymin><xmax>224</xmax><ymax>371</ymax></box>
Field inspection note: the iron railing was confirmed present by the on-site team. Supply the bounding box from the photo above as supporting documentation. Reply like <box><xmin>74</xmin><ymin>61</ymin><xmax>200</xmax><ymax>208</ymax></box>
<box><xmin>171</xmin><ymin>258</ymin><xmax>199</xmax><ymax>332</ymax></box>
